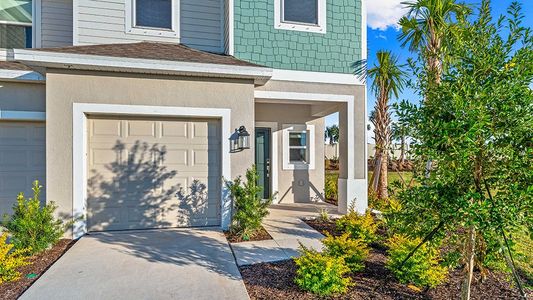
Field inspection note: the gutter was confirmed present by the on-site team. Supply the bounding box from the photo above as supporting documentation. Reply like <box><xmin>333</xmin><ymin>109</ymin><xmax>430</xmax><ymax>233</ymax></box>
<box><xmin>9</xmin><ymin>49</ymin><xmax>273</xmax><ymax>85</ymax></box>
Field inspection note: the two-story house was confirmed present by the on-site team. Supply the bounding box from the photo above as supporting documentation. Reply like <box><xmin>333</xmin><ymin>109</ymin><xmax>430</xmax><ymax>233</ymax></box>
<box><xmin>0</xmin><ymin>0</ymin><xmax>367</xmax><ymax>238</ymax></box>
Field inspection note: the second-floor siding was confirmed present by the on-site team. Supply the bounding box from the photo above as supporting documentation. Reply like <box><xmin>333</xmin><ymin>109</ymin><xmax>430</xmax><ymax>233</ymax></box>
<box><xmin>75</xmin><ymin>0</ymin><xmax>224</xmax><ymax>53</ymax></box>
<box><xmin>36</xmin><ymin>0</ymin><xmax>73</xmax><ymax>47</ymax></box>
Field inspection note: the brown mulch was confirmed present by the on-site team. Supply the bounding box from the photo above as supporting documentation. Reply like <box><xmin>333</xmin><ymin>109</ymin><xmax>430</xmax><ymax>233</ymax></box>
<box><xmin>240</xmin><ymin>218</ymin><xmax>528</xmax><ymax>299</ymax></box>
<box><xmin>0</xmin><ymin>239</ymin><xmax>76</xmax><ymax>300</ymax></box>
<box><xmin>224</xmin><ymin>226</ymin><xmax>273</xmax><ymax>243</ymax></box>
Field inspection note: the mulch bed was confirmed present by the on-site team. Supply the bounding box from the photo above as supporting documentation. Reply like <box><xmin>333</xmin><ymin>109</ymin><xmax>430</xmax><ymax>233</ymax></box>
<box><xmin>240</xmin><ymin>219</ymin><xmax>528</xmax><ymax>299</ymax></box>
<box><xmin>224</xmin><ymin>226</ymin><xmax>273</xmax><ymax>243</ymax></box>
<box><xmin>0</xmin><ymin>239</ymin><xmax>76</xmax><ymax>300</ymax></box>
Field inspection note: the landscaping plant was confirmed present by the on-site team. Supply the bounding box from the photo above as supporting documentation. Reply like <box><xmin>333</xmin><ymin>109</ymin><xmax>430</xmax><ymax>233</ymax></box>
<box><xmin>395</xmin><ymin>2</ymin><xmax>532</xmax><ymax>298</ymax></box>
<box><xmin>386</xmin><ymin>234</ymin><xmax>448</xmax><ymax>288</ymax></box>
<box><xmin>336</xmin><ymin>209</ymin><xmax>378</xmax><ymax>244</ymax></box>
<box><xmin>322</xmin><ymin>233</ymin><xmax>369</xmax><ymax>272</ymax></box>
<box><xmin>3</xmin><ymin>181</ymin><xmax>66</xmax><ymax>254</ymax></box>
<box><xmin>324</xmin><ymin>173</ymin><xmax>338</xmax><ymax>202</ymax></box>
<box><xmin>294</xmin><ymin>245</ymin><xmax>352</xmax><ymax>296</ymax></box>
<box><xmin>226</xmin><ymin>166</ymin><xmax>273</xmax><ymax>241</ymax></box>
<box><xmin>0</xmin><ymin>233</ymin><xmax>30</xmax><ymax>284</ymax></box>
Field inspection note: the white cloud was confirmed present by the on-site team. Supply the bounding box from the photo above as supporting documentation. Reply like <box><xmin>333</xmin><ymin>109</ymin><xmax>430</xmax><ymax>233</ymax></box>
<box><xmin>367</xmin><ymin>0</ymin><xmax>408</xmax><ymax>31</ymax></box>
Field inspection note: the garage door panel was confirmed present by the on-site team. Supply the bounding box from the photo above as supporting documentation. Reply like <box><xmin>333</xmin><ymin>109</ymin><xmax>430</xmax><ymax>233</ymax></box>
<box><xmin>90</xmin><ymin>119</ymin><xmax>122</xmax><ymax>138</ymax></box>
<box><xmin>0</xmin><ymin>122</ymin><xmax>46</xmax><ymax>215</ymax></box>
<box><xmin>87</xmin><ymin>117</ymin><xmax>221</xmax><ymax>231</ymax></box>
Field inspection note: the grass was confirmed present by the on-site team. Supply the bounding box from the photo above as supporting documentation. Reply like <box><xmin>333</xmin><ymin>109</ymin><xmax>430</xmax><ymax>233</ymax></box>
<box><xmin>325</xmin><ymin>170</ymin><xmax>413</xmax><ymax>186</ymax></box>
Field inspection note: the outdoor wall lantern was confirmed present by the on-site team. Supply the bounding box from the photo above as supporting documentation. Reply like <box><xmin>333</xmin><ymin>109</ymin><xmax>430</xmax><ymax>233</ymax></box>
<box><xmin>231</xmin><ymin>126</ymin><xmax>250</xmax><ymax>152</ymax></box>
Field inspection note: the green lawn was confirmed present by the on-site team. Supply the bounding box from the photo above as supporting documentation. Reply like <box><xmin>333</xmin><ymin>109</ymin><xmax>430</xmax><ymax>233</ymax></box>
<box><xmin>325</xmin><ymin>170</ymin><xmax>413</xmax><ymax>185</ymax></box>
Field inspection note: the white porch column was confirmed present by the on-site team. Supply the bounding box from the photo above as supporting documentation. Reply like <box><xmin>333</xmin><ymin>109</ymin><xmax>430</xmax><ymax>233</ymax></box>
<box><xmin>338</xmin><ymin>89</ymin><xmax>368</xmax><ymax>214</ymax></box>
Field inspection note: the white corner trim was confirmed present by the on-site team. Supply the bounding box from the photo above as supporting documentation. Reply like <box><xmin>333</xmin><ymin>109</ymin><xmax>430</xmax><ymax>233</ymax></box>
<box><xmin>33</xmin><ymin>0</ymin><xmax>42</xmax><ymax>48</ymax></box>
<box><xmin>125</xmin><ymin>0</ymin><xmax>180</xmax><ymax>38</ymax></box>
<box><xmin>0</xmin><ymin>69</ymin><xmax>45</xmax><ymax>82</ymax></box>
<box><xmin>72</xmin><ymin>103</ymin><xmax>232</xmax><ymax>238</ymax></box>
<box><xmin>227</xmin><ymin>0</ymin><xmax>235</xmax><ymax>55</ymax></box>
<box><xmin>282</xmin><ymin>124</ymin><xmax>315</xmax><ymax>170</ymax></box>
<box><xmin>361</xmin><ymin>0</ymin><xmax>367</xmax><ymax>61</ymax></box>
<box><xmin>274</xmin><ymin>0</ymin><xmax>326</xmax><ymax>34</ymax></box>
<box><xmin>271</xmin><ymin>69</ymin><xmax>364</xmax><ymax>85</ymax></box>
<box><xmin>255</xmin><ymin>121</ymin><xmax>278</xmax><ymax>198</ymax></box>
<box><xmin>12</xmin><ymin>49</ymin><xmax>272</xmax><ymax>84</ymax></box>
<box><xmin>0</xmin><ymin>110</ymin><xmax>45</xmax><ymax>121</ymax></box>
<box><xmin>255</xmin><ymin>90</ymin><xmax>354</xmax><ymax>103</ymax></box>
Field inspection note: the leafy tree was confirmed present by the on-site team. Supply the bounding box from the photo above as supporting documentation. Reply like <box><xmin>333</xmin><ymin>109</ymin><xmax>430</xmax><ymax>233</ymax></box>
<box><xmin>396</xmin><ymin>2</ymin><xmax>532</xmax><ymax>299</ymax></box>
<box><xmin>324</xmin><ymin>125</ymin><xmax>339</xmax><ymax>145</ymax></box>
<box><xmin>368</xmin><ymin>50</ymin><xmax>405</xmax><ymax>200</ymax></box>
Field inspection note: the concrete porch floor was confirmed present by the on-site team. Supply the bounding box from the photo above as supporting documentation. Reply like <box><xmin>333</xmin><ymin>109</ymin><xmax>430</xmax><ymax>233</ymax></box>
<box><xmin>230</xmin><ymin>202</ymin><xmax>339</xmax><ymax>266</ymax></box>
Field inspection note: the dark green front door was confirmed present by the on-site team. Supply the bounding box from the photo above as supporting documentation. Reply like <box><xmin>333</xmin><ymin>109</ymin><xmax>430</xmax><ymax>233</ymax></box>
<box><xmin>255</xmin><ymin>127</ymin><xmax>271</xmax><ymax>199</ymax></box>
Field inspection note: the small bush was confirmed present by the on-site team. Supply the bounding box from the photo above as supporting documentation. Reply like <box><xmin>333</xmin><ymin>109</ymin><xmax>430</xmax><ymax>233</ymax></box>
<box><xmin>336</xmin><ymin>210</ymin><xmax>378</xmax><ymax>244</ymax></box>
<box><xmin>226</xmin><ymin>166</ymin><xmax>273</xmax><ymax>241</ymax></box>
<box><xmin>323</xmin><ymin>233</ymin><xmax>369</xmax><ymax>272</ymax></box>
<box><xmin>294</xmin><ymin>245</ymin><xmax>352</xmax><ymax>296</ymax></box>
<box><xmin>3</xmin><ymin>181</ymin><xmax>66</xmax><ymax>254</ymax></box>
<box><xmin>0</xmin><ymin>233</ymin><xmax>30</xmax><ymax>284</ymax></box>
<box><xmin>324</xmin><ymin>173</ymin><xmax>338</xmax><ymax>201</ymax></box>
<box><xmin>386</xmin><ymin>234</ymin><xmax>448</xmax><ymax>288</ymax></box>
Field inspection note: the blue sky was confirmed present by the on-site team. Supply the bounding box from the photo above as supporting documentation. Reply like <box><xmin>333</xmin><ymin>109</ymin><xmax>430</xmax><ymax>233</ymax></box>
<box><xmin>325</xmin><ymin>0</ymin><xmax>533</xmax><ymax>139</ymax></box>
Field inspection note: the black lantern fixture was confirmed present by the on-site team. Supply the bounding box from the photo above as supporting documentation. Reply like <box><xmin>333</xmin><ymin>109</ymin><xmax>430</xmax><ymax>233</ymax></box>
<box><xmin>236</xmin><ymin>125</ymin><xmax>250</xmax><ymax>150</ymax></box>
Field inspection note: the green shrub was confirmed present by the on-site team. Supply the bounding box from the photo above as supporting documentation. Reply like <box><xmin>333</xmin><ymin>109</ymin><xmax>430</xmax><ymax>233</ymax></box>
<box><xmin>0</xmin><ymin>233</ymin><xmax>30</xmax><ymax>284</ymax></box>
<box><xmin>324</xmin><ymin>173</ymin><xmax>338</xmax><ymax>201</ymax></box>
<box><xmin>386</xmin><ymin>234</ymin><xmax>448</xmax><ymax>288</ymax></box>
<box><xmin>3</xmin><ymin>181</ymin><xmax>66</xmax><ymax>254</ymax></box>
<box><xmin>294</xmin><ymin>245</ymin><xmax>352</xmax><ymax>296</ymax></box>
<box><xmin>323</xmin><ymin>233</ymin><xmax>369</xmax><ymax>272</ymax></box>
<box><xmin>336</xmin><ymin>210</ymin><xmax>378</xmax><ymax>244</ymax></box>
<box><xmin>226</xmin><ymin>166</ymin><xmax>273</xmax><ymax>241</ymax></box>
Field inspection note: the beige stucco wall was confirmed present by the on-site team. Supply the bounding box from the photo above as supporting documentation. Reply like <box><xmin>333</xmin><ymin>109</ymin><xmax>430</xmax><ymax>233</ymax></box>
<box><xmin>45</xmin><ymin>70</ymin><xmax>256</xmax><ymax>234</ymax></box>
<box><xmin>255</xmin><ymin>103</ymin><xmax>325</xmax><ymax>203</ymax></box>
<box><xmin>0</xmin><ymin>81</ymin><xmax>46</xmax><ymax>111</ymax></box>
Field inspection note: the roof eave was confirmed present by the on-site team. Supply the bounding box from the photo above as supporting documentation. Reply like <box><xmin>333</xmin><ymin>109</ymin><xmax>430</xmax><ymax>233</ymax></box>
<box><xmin>10</xmin><ymin>49</ymin><xmax>273</xmax><ymax>85</ymax></box>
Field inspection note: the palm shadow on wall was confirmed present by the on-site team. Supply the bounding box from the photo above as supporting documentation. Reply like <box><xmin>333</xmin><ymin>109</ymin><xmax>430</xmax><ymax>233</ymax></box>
<box><xmin>87</xmin><ymin>140</ymin><xmax>208</xmax><ymax>231</ymax></box>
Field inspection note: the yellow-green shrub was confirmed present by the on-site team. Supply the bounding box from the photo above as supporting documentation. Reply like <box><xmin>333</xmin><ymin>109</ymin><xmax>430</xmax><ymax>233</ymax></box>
<box><xmin>386</xmin><ymin>234</ymin><xmax>447</xmax><ymax>288</ymax></box>
<box><xmin>336</xmin><ymin>210</ymin><xmax>378</xmax><ymax>244</ymax></box>
<box><xmin>294</xmin><ymin>245</ymin><xmax>351</xmax><ymax>296</ymax></box>
<box><xmin>323</xmin><ymin>233</ymin><xmax>369</xmax><ymax>272</ymax></box>
<box><xmin>0</xmin><ymin>233</ymin><xmax>30</xmax><ymax>284</ymax></box>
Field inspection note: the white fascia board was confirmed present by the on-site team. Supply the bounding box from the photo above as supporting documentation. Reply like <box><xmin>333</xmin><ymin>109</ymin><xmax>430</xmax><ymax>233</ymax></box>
<box><xmin>11</xmin><ymin>49</ymin><xmax>273</xmax><ymax>84</ymax></box>
<box><xmin>0</xmin><ymin>69</ymin><xmax>45</xmax><ymax>82</ymax></box>
<box><xmin>255</xmin><ymin>90</ymin><xmax>354</xmax><ymax>103</ymax></box>
<box><xmin>271</xmin><ymin>69</ymin><xmax>364</xmax><ymax>85</ymax></box>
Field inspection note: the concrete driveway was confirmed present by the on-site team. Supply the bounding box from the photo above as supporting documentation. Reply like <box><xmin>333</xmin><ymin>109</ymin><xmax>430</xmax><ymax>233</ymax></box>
<box><xmin>20</xmin><ymin>228</ymin><xmax>249</xmax><ymax>300</ymax></box>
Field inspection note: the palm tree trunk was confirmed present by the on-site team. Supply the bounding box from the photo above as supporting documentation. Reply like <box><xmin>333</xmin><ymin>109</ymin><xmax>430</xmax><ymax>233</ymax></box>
<box><xmin>399</xmin><ymin>135</ymin><xmax>405</xmax><ymax>164</ymax></box>
<box><xmin>378</xmin><ymin>151</ymin><xmax>389</xmax><ymax>199</ymax></box>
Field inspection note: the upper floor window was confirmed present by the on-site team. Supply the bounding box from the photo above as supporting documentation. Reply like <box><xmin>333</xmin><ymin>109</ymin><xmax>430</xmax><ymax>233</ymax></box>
<box><xmin>135</xmin><ymin>0</ymin><xmax>172</xmax><ymax>29</ymax></box>
<box><xmin>275</xmin><ymin>0</ymin><xmax>326</xmax><ymax>34</ymax></box>
<box><xmin>126</xmin><ymin>0</ymin><xmax>179</xmax><ymax>38</ymax></box>
<box><xmin>0</xmin><ymin>0</ymin><xmax>32</xmax><ymax>48</ymax></box>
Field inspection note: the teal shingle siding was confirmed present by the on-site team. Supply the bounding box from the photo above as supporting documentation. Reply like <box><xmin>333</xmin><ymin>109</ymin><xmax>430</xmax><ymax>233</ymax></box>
<box><xmin>234</xmin><ymin>0</ymin><xmax>362</xmax><ymax>74</ymax></box>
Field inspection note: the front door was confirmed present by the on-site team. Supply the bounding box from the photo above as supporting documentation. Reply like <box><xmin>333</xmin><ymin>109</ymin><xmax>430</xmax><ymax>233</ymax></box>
<box><xmin>255</xmin><ymin>127</ymin><xmax>271</xmax><ymax>199</ymax></box>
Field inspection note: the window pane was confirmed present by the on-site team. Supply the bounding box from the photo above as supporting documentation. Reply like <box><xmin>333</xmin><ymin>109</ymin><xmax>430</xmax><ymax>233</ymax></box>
<box><xmin>136</xmin><ymin>0</ymin><xmax>172</xmax><ymax>29</ymax></box>
<box><xmin>0</xmin><ymin>24</ymin><xmax>26</xmax><ymax>48</ymax></box>
<box><xmin>283</xmin><ymin>0</ymin><xmax>318</xmax><ymax>25</ymax></box>
<box><xmin>289</xmin><ymin>132</ymin><xmax>307</xmax><ymax>146</ymax></box>
<box><xmin>290</xmin><ymin>149</ymin><xmax>307</xmax><ymax>163</ymax></box>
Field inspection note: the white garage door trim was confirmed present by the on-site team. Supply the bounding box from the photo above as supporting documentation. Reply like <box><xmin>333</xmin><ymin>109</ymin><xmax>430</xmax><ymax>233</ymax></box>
<box><xmin>73</xmin><ymin>103</ymin><xmax>231</xmax><ymax>239</ymax></box>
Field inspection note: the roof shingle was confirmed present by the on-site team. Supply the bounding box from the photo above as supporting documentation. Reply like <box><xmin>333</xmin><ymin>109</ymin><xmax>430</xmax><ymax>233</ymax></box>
<box><xmin>33</xmin><ymin>42</ymin><xmax>263</xmax><ymax>68</ymax></box>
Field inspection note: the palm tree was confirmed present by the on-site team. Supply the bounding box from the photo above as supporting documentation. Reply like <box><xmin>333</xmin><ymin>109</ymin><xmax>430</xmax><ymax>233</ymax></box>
<box><xmin>399</xmin><ymin>0</ymin><xmax>469</xmax><ymax>84</ymax></box>
<box><xmin>368</xmin><ymin>51</ymin><xmax>405</xmax><ymax>200</ymax></box>
<box><xmin>324</xmin><ymin>125</ymin><xmax>339</xmax><ymax>145</ymax></box>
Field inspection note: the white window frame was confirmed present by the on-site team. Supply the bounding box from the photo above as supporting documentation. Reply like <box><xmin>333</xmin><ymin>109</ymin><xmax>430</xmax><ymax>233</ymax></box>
<box><xmin>283</xmin><ymin>124</ymin><xmax>315</xmax><ymax>170</ymax></box>
<box><xmin>125</xmin><ymin>0</ymin><xmax>180</xmax><ymax>38</ymax></box>
<box><xmin>274</xmin><ymin>0</ymin><xmax>326</xmax><ymax>34</ymax></box>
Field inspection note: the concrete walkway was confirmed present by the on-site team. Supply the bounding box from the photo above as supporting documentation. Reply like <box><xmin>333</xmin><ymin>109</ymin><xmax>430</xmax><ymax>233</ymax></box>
<box><xmin>231</xmin><ymin>202</ymin><xmax>339</xmax><ymax>266</ymax></box>
<box><xmin>21</xmin><ymin>228</ymin><xmax>249</xmax><ymax>300</ymax></box>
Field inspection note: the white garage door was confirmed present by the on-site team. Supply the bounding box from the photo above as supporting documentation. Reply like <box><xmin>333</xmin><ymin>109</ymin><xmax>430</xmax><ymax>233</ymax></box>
<box><xmin>87</xmin><ymin>117</ymin><xmax>221</xmax><ymax>231</ymax></box>
<box><xmin>0</xmin><ymin>122</ymin><xmax>46</xmax><ymax>215</ymax></box>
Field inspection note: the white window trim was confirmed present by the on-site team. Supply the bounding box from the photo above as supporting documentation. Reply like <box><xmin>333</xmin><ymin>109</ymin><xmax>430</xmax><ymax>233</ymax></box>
<box><xmin>125</xmin><ymin>0</ymin><xmax>180</xmax><ymax>38</ymax></box>
<box><xmin>72</xmin><ymin>103</ymin><xmax>231</xmax><ymax>239</ymax></box>
<box><xmin>274</xmin><ymin>0</ymin><xmax>326</xmax><ymax>34</ymax></box>
<box><xmin>282</xmin><ymin>124</ymin><xmax>315</xmax><ymax>170</ymax></box>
